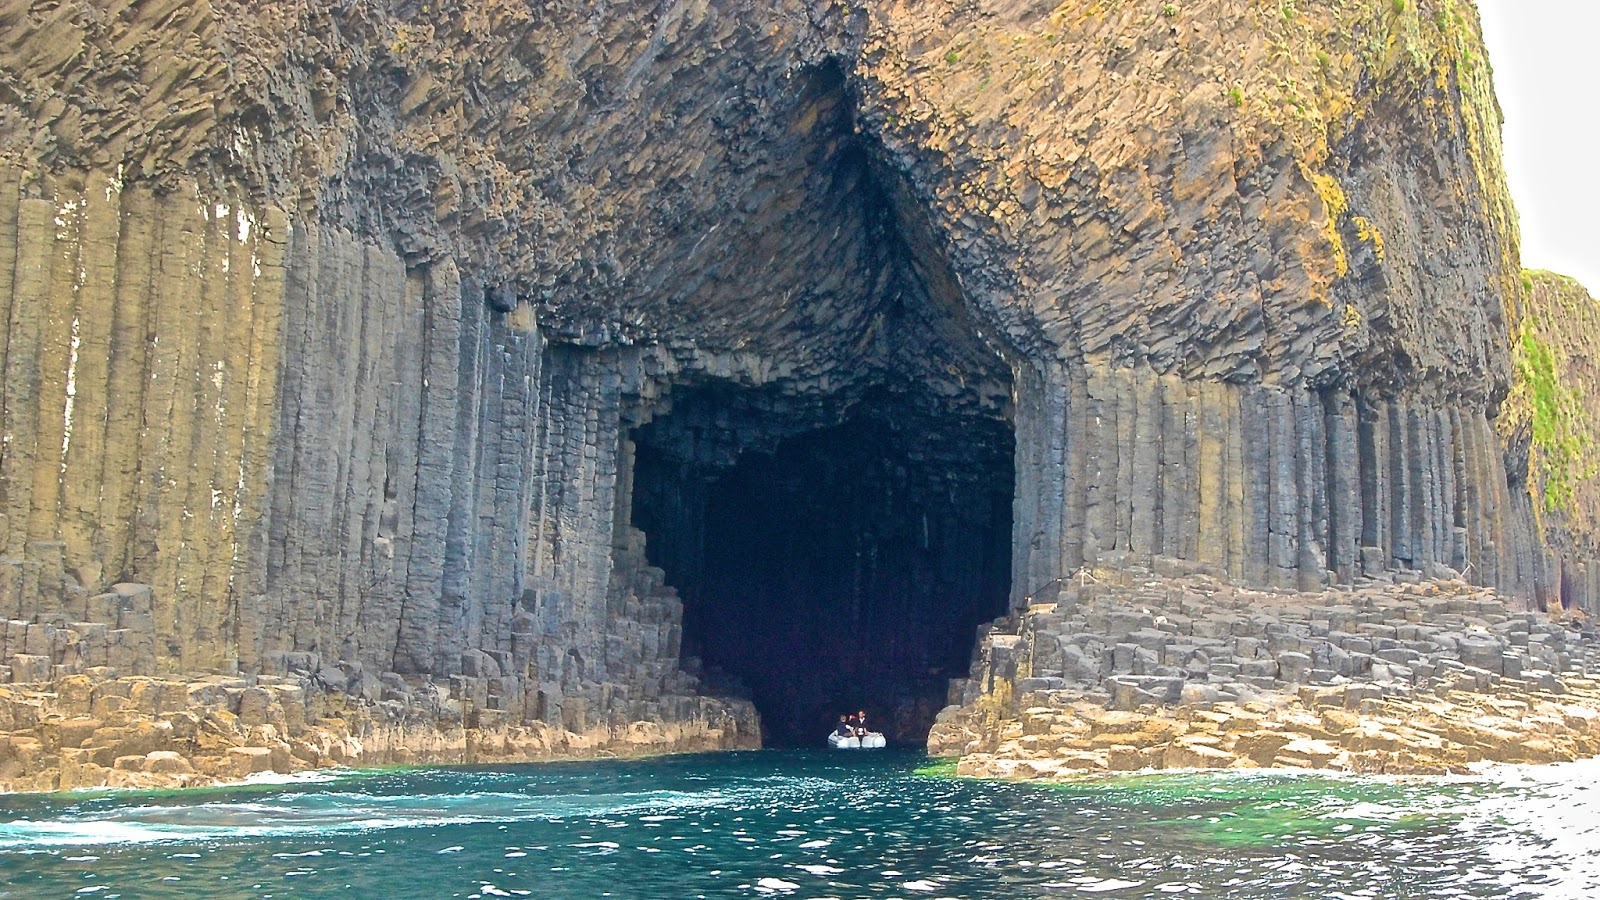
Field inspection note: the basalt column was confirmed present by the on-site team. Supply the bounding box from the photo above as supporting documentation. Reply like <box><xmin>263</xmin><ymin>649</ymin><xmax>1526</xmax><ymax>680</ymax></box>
<box><xmin>1010</xmin><ymin>362</ymin><xmax>1542</xmax><ymax>603</ymax></box>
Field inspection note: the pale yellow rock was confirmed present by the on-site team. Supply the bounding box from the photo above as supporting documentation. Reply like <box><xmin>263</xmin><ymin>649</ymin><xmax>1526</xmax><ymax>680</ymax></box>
<box><xmin>1020</xmin><ymin>707</ymin><xmax>1059</xmax><ymax>736</ymax></box>
<box><xmin>225</xmin><ymin>746</ymin><xmax>274</xmax><ymax>776</ymax></box>
<box><xmin>1106</xmin><ymin>746</ymin><xmax>1145</xmax><ymax>771</ymax></box>
<box><xmin>268</xmin><ymin>742</ymin><xmax>292</xmax><ymax>774</ymax></box>
<box><xmin>56</xmin><ymin>747</ymin><xmax>109</xmax><ymax>791</ymax></box>
<box><xmin>112</xmin><ymin>754</ymin><xmax>145</xmax><ymax>772</ymax></box>
<box><xmin>1276</xmin><ymin>738</ymin><xmax>1342</xmax><ymax>768</ymax></box>
<box><xmin>144</xmin><ymin>750</ymin><xmax>193</xmax><ymax>775</ymax></box>
<box><xmin>1164</xmin><ymin>740</ymin><xmax>1236</xmax><ymax>769</ymax></box>
<box><xmin>35</xmin><ymin>717</ymin><xmax>100</xmax><ymax>751</ymax></box>
<box><xmin>1231</xmin><ymin>731</ymin><xmax>1292</xmax><ymax>765</ymax></box>
<box><xmin>1056</xmin><ymin>752</ymin><xmax>1107</xmax><ymax>771</ymax></box>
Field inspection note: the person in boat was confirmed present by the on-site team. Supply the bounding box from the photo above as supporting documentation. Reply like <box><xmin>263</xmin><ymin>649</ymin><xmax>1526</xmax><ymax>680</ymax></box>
<box><xmin>834</xmin><ymin>715</ymin><xmax>854</xmax><ymax>739</ymax></box>
<box><xmin>854</xmin><ymin>709</ymin><xmax>869</xmax><ymax>737</ymax></box>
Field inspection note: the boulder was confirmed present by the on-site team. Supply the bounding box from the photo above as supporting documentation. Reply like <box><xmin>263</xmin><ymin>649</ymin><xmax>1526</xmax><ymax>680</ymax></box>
<box><xmin>144</xmin><ymin>750</ymin><xmax>194</xmax><ymax>775</ymax></box>
<box><xmin>225</xmin><ymin>746</ymin><xmax>275</xmax><ymax>777</ymax></box>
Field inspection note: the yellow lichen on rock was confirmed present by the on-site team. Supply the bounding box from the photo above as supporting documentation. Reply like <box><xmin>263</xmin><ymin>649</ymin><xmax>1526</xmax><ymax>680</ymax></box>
<box><xmin>856</xmin><ymin>0</ymin><xmax>1516</xmax><ymax>389</ymax></box>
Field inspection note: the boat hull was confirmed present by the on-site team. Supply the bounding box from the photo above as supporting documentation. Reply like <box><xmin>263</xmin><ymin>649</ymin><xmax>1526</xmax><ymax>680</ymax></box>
<box><xmin>828</xmin><ymin>732</ymin><xmax>886</xmax><ymax>750</ymax></box>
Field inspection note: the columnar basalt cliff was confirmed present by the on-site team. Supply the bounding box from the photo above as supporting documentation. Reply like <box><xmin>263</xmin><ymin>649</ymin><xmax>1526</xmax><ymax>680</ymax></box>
<box><xmin>1501</xmin><ymin>271</ymin><xmax>1600</xmax><ymax>606</ymax></box>
<box><xmin>1</xmin><ymin>0</ymin><xmax>1597</xmax><ymax>784</ymax></box>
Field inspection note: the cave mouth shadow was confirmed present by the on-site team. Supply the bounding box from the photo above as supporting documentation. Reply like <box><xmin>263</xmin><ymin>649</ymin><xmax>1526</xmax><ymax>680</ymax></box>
<box><xmin>629</xmin><ymin>387</ymin><xmax>1014</xmax><ymax>747</ymax></box>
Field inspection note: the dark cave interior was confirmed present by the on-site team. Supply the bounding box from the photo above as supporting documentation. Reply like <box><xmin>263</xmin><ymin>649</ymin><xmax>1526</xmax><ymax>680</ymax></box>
<box><xmin>629</xmin><ymin>387</ymin><xmax>1014</xmax><ymax>747</ymax></box>
<box><xmin>619</xmin><ymin>61</ymin><xmax>1021</xmax><ymax>746</ymax></box>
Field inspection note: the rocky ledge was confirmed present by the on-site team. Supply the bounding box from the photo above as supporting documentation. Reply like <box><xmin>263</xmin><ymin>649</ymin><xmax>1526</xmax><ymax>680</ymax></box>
<box><xmin>930</xmin><ymin>568</ymin><xmax>1600</xmax><ymax>778</ymax></box>
<box><xmin>0</xmin><ymin>657</ymin><xmax>758</xmax><ymax>794</ymax></box>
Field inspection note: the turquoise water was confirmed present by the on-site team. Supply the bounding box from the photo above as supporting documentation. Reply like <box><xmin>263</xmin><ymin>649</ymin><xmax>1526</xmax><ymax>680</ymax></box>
<box><xmin>1</xmin><ymin>750</ymin><xmax>1597</xmax><ymax>898</ymax></box>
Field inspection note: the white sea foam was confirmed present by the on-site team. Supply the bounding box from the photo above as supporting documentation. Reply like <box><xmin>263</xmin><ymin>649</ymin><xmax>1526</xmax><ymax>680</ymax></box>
<box><xmin>1073</xmin><ymin>877</ymin><xmax>1146</xmax><ymax>892</ymax></box>
<box><xmin>0</xmin><ymin>784</ymin><xmax>764</xmax><ymax>850</ymax></box>
<box><xmin>1466</xmin><ymin>756</ymin><xmax>1600</xmax><ymax>895</ymax></box>
<box><xmin>240</xmin><ymin>769</ymin><xmax>345</xmax><ymax>787</ymax></box>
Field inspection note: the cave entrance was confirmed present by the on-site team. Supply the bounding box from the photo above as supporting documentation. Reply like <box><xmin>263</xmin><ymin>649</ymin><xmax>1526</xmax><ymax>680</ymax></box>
<box><xmin>618</xmin><ymin>60</ymin><xmax>1018</xmax><ymax>745</ymax></box>
<box><xmin>629</xmin><ymin>386</ymin><xmax>1014</xmax><ymax>747</ymax></box>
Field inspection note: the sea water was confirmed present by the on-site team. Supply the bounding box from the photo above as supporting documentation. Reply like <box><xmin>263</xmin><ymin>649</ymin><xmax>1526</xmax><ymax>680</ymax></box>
<box><xmin>1</xmin><ymin>750</ymin><xmax>1597</xmax><ymax>898</ymax></box>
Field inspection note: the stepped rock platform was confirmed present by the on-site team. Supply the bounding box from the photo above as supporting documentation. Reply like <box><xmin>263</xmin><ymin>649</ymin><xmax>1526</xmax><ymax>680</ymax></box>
<box><xmin>931</xmin><ymin>567</ymin><xmax>1600</xmax><ymax>778</ymax></box>
<box><xmin>0</xmin><ymin>659</ymin><xmax>758</xmax><ymax>794</ymax></box>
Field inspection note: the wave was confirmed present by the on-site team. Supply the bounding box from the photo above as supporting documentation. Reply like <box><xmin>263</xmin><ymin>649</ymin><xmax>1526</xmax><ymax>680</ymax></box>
<box><xmin>0</xmin><ymin>776</ymin><xmax>829</xmax><ymax>850</ymax></box>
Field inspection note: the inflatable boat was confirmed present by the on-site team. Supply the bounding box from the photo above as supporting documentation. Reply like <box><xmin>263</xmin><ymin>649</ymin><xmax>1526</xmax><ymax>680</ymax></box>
<box><xmin>828</xmin><ymin>731</ymin><xmax>886</xmax><ymax>749</ymax></box>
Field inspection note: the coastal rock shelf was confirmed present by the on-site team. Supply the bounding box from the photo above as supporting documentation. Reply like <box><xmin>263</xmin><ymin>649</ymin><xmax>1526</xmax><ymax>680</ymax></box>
<box><xmin>932</xmin><ymin>568</ymin><xmax>1600</xmax><ymax>776</ymax></box>
<box><xmin>0</xmin><ymin>651</ymin><xmax>758</xmax><ymax>793</ymax></box>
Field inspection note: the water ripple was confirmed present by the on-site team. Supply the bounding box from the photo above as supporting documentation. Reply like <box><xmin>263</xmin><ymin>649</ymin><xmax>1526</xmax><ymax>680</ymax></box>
<box><xmin>0</xmin><ymin>752</ymin><xmax>1596</xmax><ymax>898</ymax></box>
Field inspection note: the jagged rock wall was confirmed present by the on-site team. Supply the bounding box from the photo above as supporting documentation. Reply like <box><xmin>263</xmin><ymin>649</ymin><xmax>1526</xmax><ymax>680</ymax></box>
<box><xmin>253</xmin><ymin>225</ymin><xmax>539</xmax><ymax>676</ymax></box>
<box><xmin>250</xmin><ymin>237</ymin><xmax>730</xmax><ymax>731</ymax></box>
<box><xmin>1499</xmin><ymin>271</ymin><xmax>1600</xmax><ymax>614</ymax></box>
<box><xmin>854</xmin><ymin>0</ymin><xmax>1517</xmax><ymax>397</ymax></box>
<box><xmin>0</xmin><ymin>172</ymin><xmax>285</xmax><ymax>673</ymax></box>
<box><xmin>0</xmin><ymin>168</ymin><xmax>726</xmax><ymax>737</ymax></box>
<box><xmin>1012</xmin><ymin>360</ymin><xmax>1547</xmax><ymax>602</ymax></box>
<box><xmin>2</xmin><ymin>0</ymin><xmax>1596</xmax><ymax>744</ymax></box>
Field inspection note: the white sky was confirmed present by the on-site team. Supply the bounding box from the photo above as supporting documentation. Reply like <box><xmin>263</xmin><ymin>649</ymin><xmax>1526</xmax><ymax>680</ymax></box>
<box><xmin>1477</xmin><ymin>0</ymin><xmax>1599</xmax><ymax>294</ymax></box>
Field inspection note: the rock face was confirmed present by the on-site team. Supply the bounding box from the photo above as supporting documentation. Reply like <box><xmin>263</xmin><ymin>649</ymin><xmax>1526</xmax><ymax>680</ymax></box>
<box><xmin>1501</xmin><ymin>271</ymin><xmax>1600</xmax><ymax>606</ymax></box>
<box><xmin>0</xmin><ymin>0</ymin><xmax>1597</xmax><ymax>772</ymax></box>
<box><xmin>930</xmin><ymin>567</ymin><xmax>1600</xmax><ymax>776</ymax></box>
<box><xmin>0</xmin><ymin>659</ymin><xmax>758</xmax><ymax>793</ymax></box>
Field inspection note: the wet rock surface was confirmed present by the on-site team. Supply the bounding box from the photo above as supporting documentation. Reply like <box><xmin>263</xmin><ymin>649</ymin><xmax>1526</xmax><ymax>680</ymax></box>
<box><xmin>932</xmin><ymin>568</ymin><xmax>1600</xmax><ymax>777</ymax></box>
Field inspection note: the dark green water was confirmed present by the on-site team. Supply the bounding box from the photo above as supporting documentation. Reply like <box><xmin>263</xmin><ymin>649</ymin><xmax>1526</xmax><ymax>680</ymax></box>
<box><xmin>1</xmin><ymin>750</ymin><xmax>1597</xmax><ymax>898</ymax></box>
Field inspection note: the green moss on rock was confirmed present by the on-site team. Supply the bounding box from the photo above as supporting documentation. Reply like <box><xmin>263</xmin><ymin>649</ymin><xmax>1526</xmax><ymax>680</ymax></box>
<box><xmin>1505</xmin><ymin>270</ymin><xmax>1600</xmax><ymax>549</ymax></box>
